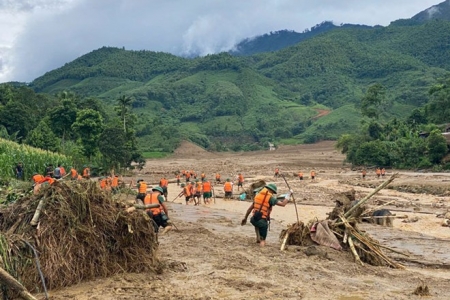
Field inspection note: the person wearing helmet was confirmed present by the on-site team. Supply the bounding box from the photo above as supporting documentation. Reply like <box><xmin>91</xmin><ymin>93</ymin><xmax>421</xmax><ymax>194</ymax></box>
<box><xmin>144</xmin><ymin>186</ymin><xmax>172</xmax><ymax>234</ymax></box>
<box><xmin>223</xmin><ymin>178</ymin><xmax>233</xmax><ymax>200</ymax></box>
<box><xmin>241</xmin><ymin>184</ymin><xmax>293</xmax><ymax>247</ymax></box>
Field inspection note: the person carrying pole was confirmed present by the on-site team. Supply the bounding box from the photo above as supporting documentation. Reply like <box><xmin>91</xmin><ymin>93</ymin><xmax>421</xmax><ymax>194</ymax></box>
<box><xmin>241</xmin><ymin>183</ymin><xmax>292</xmax><ymax>247</ymax></box>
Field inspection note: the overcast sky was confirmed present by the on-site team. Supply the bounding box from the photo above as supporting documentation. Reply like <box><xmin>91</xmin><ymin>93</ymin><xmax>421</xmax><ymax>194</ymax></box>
<box><xmin>0</xmin><ymin>0</ymin><xmax>444</xmax><ymax>83</ymax></box>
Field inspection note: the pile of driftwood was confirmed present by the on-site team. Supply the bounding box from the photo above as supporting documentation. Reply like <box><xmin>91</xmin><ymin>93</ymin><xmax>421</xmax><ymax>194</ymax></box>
<box><xmin>0</xmin><ymin>180</ymin><xmax>158</xmax><ymax>299</ymax></box>
<box><xmin>280</xmin><ymin>174</ymin><xmax>405</xmax><ymax>269</ymax></box>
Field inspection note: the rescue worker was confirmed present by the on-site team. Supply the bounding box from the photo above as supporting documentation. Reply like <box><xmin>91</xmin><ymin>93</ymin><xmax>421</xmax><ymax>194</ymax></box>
<box><xmin>274</xmin><ymin>168</ymin><xmax>280</xmax><ymax>178</ymax></box>
<box><xmin>362</xmin><ymin>169</ymin><xmax>367</xmax><ymax>180</ymax></box>
<box><xmin>215</xmin><ymin>173</ymin><xmax>221</xmax><ymax>184</ymax></box>
<box><xmin>60</xmin><ymin>165</ymin><xmax>66</xmax><ymax>177</ymax></box>
<box><xmin>82</xmin><ymin>166</ymin><xmax>90</xmax><ymax>179</ymax></box>
<box><xmin>53</xmin><ymin>164</ymin><xmax>62</xmax><ymax>179</ymax></box>
<box><xmin>202</xmin><ymin>178</ymin><xmax>212</xmax><ymax>204</ymax></box>
<box><xmin>381</xmin><ymin>168</ymin><xmax>386</xmax><ymax>177</ymax></box>
<box><xmin>237</xmin><ymin>173</ymin><xmax>244</xmax><ymax>191</ymax></box>
<box><xmin>40</xmin><ymin>174</ymin><xmax>56</xmax><ymax>185</ymax></box>
<box><xmin>70</xmin><ymin>167</ymin><xmax>78</xmax><ymax>180</ymax></box>
<box><xmin>310</xmin><ymin>170</ymin><xmax>316</xmax><ymax>180</ymax></box>
<box><xmin>180</xmin><ymin>183</ymin><xmax>192</xmax><ymax>205</ymax></box>
<box><xmin>144</xmin><ymin>186</ymin><xmax>172</xmax><ymax>234</ymax></box>
<box><xmin>159</xmin><ymin>177</ymin><xmax>169</xmax><ymax>200</ymax></box>
<box><xmin>194</xmin><ymin>179</ymin><xmax>202</xmax><ymax>205</ymax></box>
<box><xmin>224</xmin><ymin>178</ymin><xmax>233</xmax><ymax>200</ymax></box>
<box><xmin>15</xmin><ymin>162</ymin><xmax>23</xmax><ymax>180</ymax></box>
<box><xmin>201</xmin><ymin>172</ymin><xmax>206</xmax><ymax>182</ymax></box>
<box><xmin>376</xmin><ymin>167</ymin><xmax>381</xmax><ymax>178</ymax></box>
<box><xmin>99</xmin><ymin>177</ymin><xmax>108</xmax><ymax>190</ymax></box>
<box><xmin>189</xmin><ymin>181</ymin><xmax>197</xmax><ymax>205</ymax></box>
<box><xmin>45</xmin><ymin>164</ymin><xmax>54</xmax><ymax>177</ymax></box>
<box><xmin>298</xmin><ymin>171</ymin><xmax>303</xmax><ymax>180</ymax></box>
<box><xmin>176</xmin><ymin>174</ymin><xmax>181</xmax><ymax>186</ymax></box>
<box><xmin>31</xmin><ymin>173</ymin><xmax>45</xmax><ymax>185</ymax></box>
<box><xmin>241</xmin><ymin>184</ymin><xmax>292</xmax><ymax>247</ymax></box>
<box><xmin>136</xmin><ymin>179</ymin><xmax>147</xmax><ymax>204</ymax></box>
<box><xmin>185</xmin><ymin>171</ymin><xmax>191</xmax><ymax>183</ymax></box>
<box><xmin>111</xmin><ymin>175</ymin><xmax>120</xmax><ymax>193</ymax></box>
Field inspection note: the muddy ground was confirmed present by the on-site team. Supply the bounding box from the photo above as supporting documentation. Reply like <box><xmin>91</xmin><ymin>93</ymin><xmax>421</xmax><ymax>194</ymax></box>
<box><xmin>47</xmin><ymin>141</ymin><xmax>450</xmax><ymax>300</ymax></box>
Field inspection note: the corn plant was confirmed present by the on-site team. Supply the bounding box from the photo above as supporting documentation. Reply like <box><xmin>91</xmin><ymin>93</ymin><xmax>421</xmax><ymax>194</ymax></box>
<box><xmin>0</xmin><ymin>138</ymin><xmax>72</xmax><ymax>180</ymax></box>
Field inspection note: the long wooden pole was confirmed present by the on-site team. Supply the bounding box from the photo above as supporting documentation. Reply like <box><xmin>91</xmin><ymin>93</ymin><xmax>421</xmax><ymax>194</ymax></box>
<box><xmin>0</xmin><ymin>266</ymin><xmax>37</xmax><ymax>300</ymax></box>
<box><xmin>280</xmin><ymin>174</ymin><xmax>299</xmax><ymax>224</ymax></box>
<box><xmin>344</xmin><ymin>173</ymin><xmax>398</xmax><ymax>218</ymax></box>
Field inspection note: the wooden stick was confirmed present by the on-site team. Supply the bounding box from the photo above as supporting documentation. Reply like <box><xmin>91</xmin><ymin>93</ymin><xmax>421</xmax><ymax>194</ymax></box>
<box><xmin>348</xmin><ymin>236</ymin><xmax>364</xmax><ymax>266</ymax></box>
<box><xmin>30</xmin><ymin>198</ymin><xmax>46</xmax><ymax>226</ymax></box>
<box><xmin>361</xmin><ymin>215</ymin><xmax>408</xmax><ymax>220</ymax></box>
<box><xmin>133</xmin><ymin>204</ymin><xmax>160</xmax><ymax>209</ymax></box>
<box><xmin>280</xmin><ymin>174</ymin><xmax>300</xmax><ymax>224</ymax></box>
<box><xmin>0</xmin><ymin>266</ymin><xmax>37</xmax><ymax>300</ymax></box>
<box><xmin>280</xmin><ymin>231</ymin><xmax>290</xmax><ymax>251</ymax></box>
<box><xmin>344</xmin><ymin>173</ymin><xmax>399</xmax><ymax>218</ymax></box>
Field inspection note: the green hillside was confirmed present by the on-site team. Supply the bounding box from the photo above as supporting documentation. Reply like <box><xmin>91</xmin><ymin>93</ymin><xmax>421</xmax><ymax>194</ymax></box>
<box><xmin>24</xmin><ymin>20</ymin><xmax>450</xmax><ymax>152</ymax></box>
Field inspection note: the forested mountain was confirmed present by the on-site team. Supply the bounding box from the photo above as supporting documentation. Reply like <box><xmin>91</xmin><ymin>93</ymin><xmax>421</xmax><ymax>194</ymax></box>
<box><xmin>411</xmin><ymin>0</ymin><xmax>450</xmax><ymax>23</ymax></box>
<box><xmin>1</xmin><ymin>2</ymin><xmax>449</xmax><ymax>167</ymax></box>
<box><xmin>230</xmin><ymin>21</ymin><xmax>376</xmax><ymax>56</ymax></box>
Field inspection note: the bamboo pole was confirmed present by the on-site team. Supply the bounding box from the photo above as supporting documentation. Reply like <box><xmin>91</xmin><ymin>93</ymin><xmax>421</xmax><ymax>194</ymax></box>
<box><xmin>30</xmin><ymin>198</ymin><xmax>46</xmax><ymax>226</ymax></box>
<box><xmin>0</xmin><ymin>266</ymin><xmax>37</xmax><ymax>300</ymax></box>
<box><xmin>280</xmin><ymin>174</ymin><xmax>300</xmax><ymax>224</ymax></box>
<box><xmin>344</xmin><ymin>173</ymin><xmax>399</xmax><ymax>218</ymax></box>
<box><xmin>280</xmin><ymin>231</ymin><xmax>290</xmax><ymax>251</ymax></box>
<box><xmin>348</xmin><ymin>236</ymin><xmax>364</xmax><ymax>266</ymax></box>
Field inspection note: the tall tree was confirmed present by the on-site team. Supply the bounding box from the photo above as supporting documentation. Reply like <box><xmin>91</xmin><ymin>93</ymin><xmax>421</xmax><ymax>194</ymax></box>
<box><xmin>72</xmin><ymin>109</ymin><xmax>104</xmax><ymax>160</ymax></box>
<box><xmin>361</xmin><ymin>83</ymin><xmax>385</xmax><ymax>119</ymax></box>
<box><xmin>48</xmin><ymin>99</ymin><xmax>78</xmax><ymax>140</ymax></box>
<box><xmin>114</xmin><ymin>95</ymin><xmax>134</xmax><ymax>133</ymax></box>
<box><xmin>26</xmin><ymin>119</ymin><xmax>60</xmax><ymax>152</ymax></box>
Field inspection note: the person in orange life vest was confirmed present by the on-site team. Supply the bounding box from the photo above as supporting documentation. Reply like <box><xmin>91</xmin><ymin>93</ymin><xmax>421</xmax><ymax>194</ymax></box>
<box><xmin>237</xmin><ymin>173</ymin><xmax>244</xmax><ymax>191</ymax></box>
<box><xmin>180</xmin><ymin>183</ymin><xmax>192</xmax><ymax>205</ymax></box>
<box><xmin>111</xmin><ymin>175</ymin><xmax>120</xmax><ymax>193</ymax></box>
<box><xmin>241</xmin><ymin>184</ymin><xmax>292</xmax><ymax>247</ymax></box>
<box><xmin>159</xmin><ymin>177</ymin><xmax>169</xmax><ymax>199</ymax></box>
<box><xmin>298</xmin><ymin>171</ymin><xmax>303</xmax><ymax>180</ymax></box>
<box><xmin>59</xmin><ymin>165</ymin><xmax>66</xmax><ymax>177</ymax></box>
<box><xmin>362</xmin><ymin>169</ymin><xmax>367</xmax><ymax>180</ymax></box>
<box><xmin>310</xmin><ymin>170</ymin><xmax>316</xmax><ymax>180</ymax></box>
<box><xmin>189</xmin><ymin>181</ymin><xmax>199</xmax><ymax>205</ymax></box>
<box><xmin>185</xmin><ymin>172</ymin><xmax>191</xmax><ymax>183</ymax></box>
<box><xmin>381</xmin><ymin>168</ymin><xmax>386</xmax><ymax>177</ymax></box>
<box><xmin>40</xmin><ymin>175</ymin><xmax>56</xmax><ymax>185</ymax></box>
<box><xmin>69</xmin><ymin>167</ymin><xmax>78</xmax><ymax>180</ymax></box>
<box><xmin>77</xmin><ymin>174</ymin><xmax>83</xmax><ymax>180</ymax></box>
<box><xmin>191</xmin><ymin>170</ymin><xmax>196</xmax><ymax>179</ymax></box>
<box><xmin>99</xmin><ymin>177</ymin><xmax>108</xmax><ymax>189</ymax></box>
<box><xmin>176</xmin><ymin>174</ymin><xmax>181</xmax><ymax>186</ymax></box>
<box><xmin>201</xmin><ymin>172</ymin><xmax>206</xmax><ymax>182</ymax></box>
<box><xmin>193</xmin><ymin>179</ymin><xmax>202</xmax><ymax>205</ymax></box>
<box><xmin>215</xmin><ymin>173</ymin><xmax>221</xmax><ymax>184</ymax></box>
<box><xmin>144</xmin><ymin>186</ymin><xmax>172</xmax><ymax>234</ymax></box>
<box><xmin>202</xmin><ymin>178</ymin><xmax>212</xmax><ymax>204</ymax></box>
<box><xmin>274</xmin><ymin>168</ymin><xmax>280</xmax><ymax>178</ymax></box>
<box><xmin>31</xmin><ymin>173</ymin><xmax>45</xmax><ymax>185</ymax></box>
<box><xmin>223</xmin><ymin>178</ymin><xmax>233</xmax><ymax>200</ymax></box>
<box><xmin>136</xmin><ymin>179</ymin><xmax>147</xmax><ymax>204</ymax></box>
<box><xmin>82</xmin><ymin>166</ymin><xmax>90</xmax><ymax>179</ymax></box>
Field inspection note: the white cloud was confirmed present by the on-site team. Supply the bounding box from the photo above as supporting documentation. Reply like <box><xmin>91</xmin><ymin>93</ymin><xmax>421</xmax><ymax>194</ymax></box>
<box><xmin>0</xmin><ymin>0</ymin><xmax>443</xmax><ymax>83</ymax></box>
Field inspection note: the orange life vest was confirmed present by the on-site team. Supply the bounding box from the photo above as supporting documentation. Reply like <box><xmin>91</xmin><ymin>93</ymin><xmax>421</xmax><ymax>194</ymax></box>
<box><xmin>111</xmin><ymin>176</ymin><xmax>119</xmax><ymax>187</ymax></box>
<box><xmin>215</xmin><ymin>173</ymin><xmax>220</xmax><ymax>179</ymax></box>
<box><xmin>100</xmin><ymin>179</ymin><xmax>107</xmax><ymax>189</ymax></box>
<box><xmin>298</xmin><ymin>172</ymin><xmax>303</xmax><ymax>177</ymax></box>
<box><xmin>77</xmin><ymin>175</ymin><xmax>82</xmax><ymax>180</ymax></box>
<box><xmin>144</xmin><ymin>193</ymin><xmax>162</xmax><ymax>215</ymax></box>
<box><xmin>275</xmin><ymin>168</ymin><xmax>279</xmax><ymax>173</ymax></box>
<box><xmin>381</xmin><ymin>168</ymin><xmax>386</xmax><ymax>175</ymax></box>
<box><xmin>32</xmin><ymin>174</ymin><xmax>45</xmax><ymax>183</ymax></box>
<box><xmin>60</xmin><ymin>167</ymin><xmax>66</xmax><ymax>176</ymax></box>
<box><xmin>201</xmin><ymin>173</ymin><xmax>205</xmax><ymax>179</ymax></box>
<box><xmin>202</xmin><ymin>181</ymin><xmax>211</xmax><ymax>192</ymax></box>
<box><xmin>238</xmin><ymin>174</ymin><xmax>244</xmax><ymax>183</ymax></box>
<box><xmin>138</xmin><ymin>182</ymin><xmax>147</xmax><ymax>193</ymax></box>
<box><xmin>42</xmin><ymin>177</ymin><xmax>56</xmax><ymax>185</ymax></box>
<box><xmin>83</xmin><ymin>168</ymin><xmax>90</xmax><ymax>177</ymax></box>
<box><xmin>71</xmin><ymin>169</ymin><xmax>77</xmax><ymax>178</ymax></box>
<box><xmin>160</xmin><ymin>178</ymin><xmax>168</xmax><ymax>187</ymax></box>
<box><xmin>224</xmin><ymin>182</ymin><xmax>232</xmax><ymax>192</ymax></box>
<box><xmin>253</xmin><ymin>188</ymin><xmax>273</xmax><ymax>219</ymax></box>
<box><xmin>311</xmin><ymin>171</ymin><xmax>316</xmax><ymax>177</ymax></box>
<box><xmin>183</xmin><ymin>186</ymin><xmax>191</xmax><ymax>197</ymax></box>
<box><xmin>196</xmin><ymin>182</ymin><xmax>202</xmax><ymax>192</ymax></box>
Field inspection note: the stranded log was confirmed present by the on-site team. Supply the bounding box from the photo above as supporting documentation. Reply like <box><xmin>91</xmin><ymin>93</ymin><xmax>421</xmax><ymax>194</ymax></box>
<box><xmin>0</xmin><ymin>266</ymin><xmax>37</xmax><ymax>300</ymax></box>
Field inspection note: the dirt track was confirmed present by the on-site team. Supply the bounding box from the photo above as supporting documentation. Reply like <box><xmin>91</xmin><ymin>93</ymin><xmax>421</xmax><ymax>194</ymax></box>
<box><xmin>48</xmin><ymin>141</ymin><xmax>450</xmax><ymax>300</ymax></box>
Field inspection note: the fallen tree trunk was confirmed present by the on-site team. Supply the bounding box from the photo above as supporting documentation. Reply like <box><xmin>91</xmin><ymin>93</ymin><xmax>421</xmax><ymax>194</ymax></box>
<box><xmin>0</xmin><ymin>267</ymin><xmax>37</xmax><ymax>300</ymax></box>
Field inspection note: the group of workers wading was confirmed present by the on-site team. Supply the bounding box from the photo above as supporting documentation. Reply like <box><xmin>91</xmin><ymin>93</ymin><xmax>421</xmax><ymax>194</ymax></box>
<box><xmin>361</xmin><ymin>167</ymin><xmax>386</xmax><ymax>180</ymax></box>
